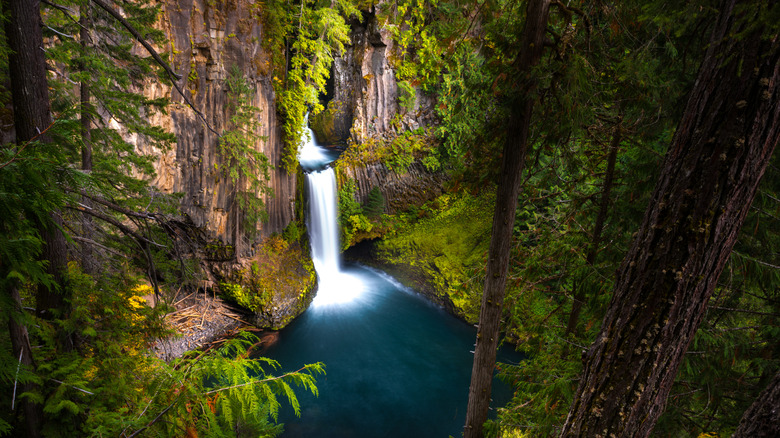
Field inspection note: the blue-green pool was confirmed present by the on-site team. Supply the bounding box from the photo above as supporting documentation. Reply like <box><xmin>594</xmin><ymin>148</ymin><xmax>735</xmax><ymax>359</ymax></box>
<box><xmin>262</xmin><ymin>264</ymin><xmax>521</xmax><ymax>437</ymax></box>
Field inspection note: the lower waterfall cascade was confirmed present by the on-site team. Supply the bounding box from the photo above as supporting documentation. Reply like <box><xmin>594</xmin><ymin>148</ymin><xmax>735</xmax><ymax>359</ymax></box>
<box><xmin>259</xmin><ymin>126</ymin><xmax>521</xmax><ymax>436</ymax></box>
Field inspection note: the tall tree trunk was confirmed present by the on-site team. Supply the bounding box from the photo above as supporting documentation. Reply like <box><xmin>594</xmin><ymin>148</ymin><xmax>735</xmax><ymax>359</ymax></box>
<box><xmin>4</xmin><ymin>0</ymin><xmax>70</xmax><ymax>325</ymax></box>
<box><xmin>8</xmin><ymin>285</ymin><xmax>43</xmax><ymax>437</ymax></box>
<box><xmin>560</xmin><ymin>1</ymin><xmax>780</xmax><ymax>437</ymax></box>
<box><xmin>463</xmin><ymin>1</ymin><xmax>550</xmax><ymax>437</ymax></box>
<box><xmin>7</xmin><ymin>284</ymin><xmax>42</xmax><ymax>438</ymax></box>
<box><xmin>80</xmin><ymin>5</ymin><xmax>97</xmax><ymax>276</ymax></box>
<box><xmin>2</xmin><ymin>3</ymin><xmax>53</xmax><ymax>436</ymax></box>
<box><xmin>733</xmin><ymin>370</ymin><xmax>780</xmax><ymax>437</ymax></box>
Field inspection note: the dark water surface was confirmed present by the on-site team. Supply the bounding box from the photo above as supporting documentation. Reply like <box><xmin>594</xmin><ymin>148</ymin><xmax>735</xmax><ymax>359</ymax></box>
<box><xmin>261</xmin><ymin>264</ymin><xmax>521</xmax><ymax>437</ymax></box>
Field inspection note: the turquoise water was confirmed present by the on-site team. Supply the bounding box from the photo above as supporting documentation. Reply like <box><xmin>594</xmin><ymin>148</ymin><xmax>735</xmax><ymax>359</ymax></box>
<box><xmin>262</xmin><ymin>264</ymin><xmax>521</xmax><ymax>437</ymax></box>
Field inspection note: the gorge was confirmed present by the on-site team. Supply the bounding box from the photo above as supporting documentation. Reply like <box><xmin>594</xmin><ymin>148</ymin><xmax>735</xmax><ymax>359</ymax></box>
<box><xmin>2</xmin><ymin>0</ymin><xmax>778</xmax><ymax>437</ymax></box>
<box><xmin>274</xmin><ymin>128</ymin><xmax>520</xmax><ymax>436</ymax></box>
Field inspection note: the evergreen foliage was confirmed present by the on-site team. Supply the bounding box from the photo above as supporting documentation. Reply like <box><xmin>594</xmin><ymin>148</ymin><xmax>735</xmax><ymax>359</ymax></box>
<box><xmin>263</xmin><ymin>0</ymin><xmax>361</xmax><ymax>172</ymax></box>
<box><xmin>1</xmin><ymin>0</ymin><xmax>778</xmax><ymax>436</ymax></box>
<box><xmin>221</xmin><ymin>66</ymin><xmax>273</xmax><ymax>234</ymax></box>
<box><xmin>363</xmin><ymin>187</ymin><xmax>385</xmax><ymax>219</ymax></box>
<box><xmin>375</xmin><ymin>192</ymin><xmax>494</xmax><ymax>322</ymax></box>
<box><xmin>337</xmin><ymin>177</ymin><xmax>375</xmax><ymax>249</ymax></box>
<box><xmin>0</xmin><ymin>2</ymin><xmax>321</xmax><ymax>436</ymax></box>
<box><xmin>374</xmin><ymin>0</ymin><xmax>779</xmax><ymax>436</ymax></box>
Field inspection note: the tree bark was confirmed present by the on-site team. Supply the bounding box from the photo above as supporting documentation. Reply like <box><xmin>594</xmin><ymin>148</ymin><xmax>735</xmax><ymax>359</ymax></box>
<box><xmin>1</xmin><ymin>1</ymin><xmax>54</xmax><ymax>433</ymax></box>
<box><xmin>733</xmin><ymin>370</ymin><xmax>780</xmax><ymax>437</ymax></box>
<box><xmin>6</xmin><ymin>284</ymin><xmax>42</xmax><ymax>438</ymax></box>
<box><xmin>463</xmin><ymin>1</ymin><xmax>550</xmax><ymax>437</ymax></box>
<box><xmin>80</xmin><ymin>4</ymin><xmax>97</xmax><ymax>276</ymax></box>
<box><xmin>4</xmin><ymin>0</ymin><xmax>70</xmax><ymax>338</ymax></box>
<box><xmin>560</xmin><ymin>1</ymin><xmax>780</xmax><ymax>437</ymax></box>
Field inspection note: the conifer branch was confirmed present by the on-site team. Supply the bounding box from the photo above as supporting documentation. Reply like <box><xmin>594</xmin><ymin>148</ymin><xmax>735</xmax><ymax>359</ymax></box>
<box><xmin>0</xmin><ymin>117</ymin><xmax>58</xmax><ymax>170</ymax></box>
<box><xmin>70</xmin><ymin>235</ymin><xmax>125</xmax><ymax>257</ymax></box>
<box><xmin>41</xmin><ymin>0</ymin><xmax>86</xmax><ymax>31</ymax></box>
<box><xmin>202</xmin><ymin>364</ymin><xmax>320</xmax><ymax>395</ymax></box>
<box><xmin>88</xmin><ymin>0</ymin><xmax>219</xmax><ymax>136</ymax></box>
<box><xmin>50</xmin><ymin>379</ymin><xmax>95</xmax><ymax>395</ymax></box>
<box><xmin>67</xmin><ymin>205</ymin><xmax>163</xmax><ymax>247</ymax></box>
<box><xmin>124</xmin><ymin>398</ymin><xmax>179</xmax><ymax>438</ymax></box>
<box><xmin>88</xmin><ymin>0</ymin><xmax>180</xmax><ymax>81</ymax></box>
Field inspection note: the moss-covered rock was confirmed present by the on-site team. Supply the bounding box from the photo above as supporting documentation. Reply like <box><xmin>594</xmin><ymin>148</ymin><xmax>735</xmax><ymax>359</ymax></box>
<box><xmin>310</xmin><ymin>102</ymin><xmax>349</xmax><ymax>146</ymax></box>
<box><xmin>346</xmin><ymin>191</ymin><xmax>494</xmax><ymax>323</ymax></box>
<box><xmin>214</xmin><ymin>235</ymin><xmax>316</xmax><ymax>329</ymax></box>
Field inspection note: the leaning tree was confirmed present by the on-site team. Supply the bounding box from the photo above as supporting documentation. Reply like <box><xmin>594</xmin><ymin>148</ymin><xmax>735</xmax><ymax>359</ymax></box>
<box><xmin>463</xmin><ymin>0</ymin><xmax>551</xmax><ymax>436</ymax></box>
<box><xmin>561</xmin><ymin>0</ymin><xmax>780</xmax><ymax>436</ymax></box>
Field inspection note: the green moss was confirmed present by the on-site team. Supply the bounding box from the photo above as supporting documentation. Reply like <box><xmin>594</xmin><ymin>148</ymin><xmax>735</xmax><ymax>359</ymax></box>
<box><xmin>375</xmin><ymin>191</ymin><xmax>494</xmax><ymax>322</ymax></box>
<box><xmin>397</xmin><ymin>80</ymin><xmax>416</xmax><ymax>112</ymax></box>
<box><xmin>217</xmin><ymin>236</ymin><xmax>316</xmax><ymax>328</ymax></box>
<box><xmin>310</xmin><ymin>102</ymin><xmax>345</xmax><ymax>145</ymax></box>
<box><xmin>337</xmin><ymin>176</ymin><xmax>387</xmax><ymax>249</ymax></box>
<box><xmin>219</xmin><ymin>281</ymin><xmax>266</xmax><ymax>312</ymax></box>
<box><xmin>187</xmin><ymin>59</ymin><xmax>198</xmax><ymax>94</ymax></box>
<box><xmin>335</xmin><ymin>126</ymin><xmax>440</xmax><ymax>175</ymax></box>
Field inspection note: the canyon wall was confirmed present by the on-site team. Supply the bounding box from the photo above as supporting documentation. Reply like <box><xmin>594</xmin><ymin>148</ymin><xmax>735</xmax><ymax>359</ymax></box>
<box><xmin>133</xmin><ymin>0</ymin><xmax>294</xmax><ymax>255</ymax></box>
<box><xmin>313</xmin><ymin>7</ymin><xmax>446</xmax><ymax>212</ymax></box>
<box><xmin>126</xmin><ymin>1</ymin><xmax>445</xmax><ymax>327</ymax></box>
<box><xmin>136</xmin><ymin>1</ymin><xmax>444</xmax><ymax>251</ymax></box>
<box><xmin>312</xmin><ymin>8</ymin><xmax>437</xmax><ymax>145</ymax></box>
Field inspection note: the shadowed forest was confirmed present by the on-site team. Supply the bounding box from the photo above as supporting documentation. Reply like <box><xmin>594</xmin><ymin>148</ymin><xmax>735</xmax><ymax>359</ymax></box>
<box><xmin>1</xmin><ymin>0</ymin><xmax>779</xmax><ymax>437</ymax></box>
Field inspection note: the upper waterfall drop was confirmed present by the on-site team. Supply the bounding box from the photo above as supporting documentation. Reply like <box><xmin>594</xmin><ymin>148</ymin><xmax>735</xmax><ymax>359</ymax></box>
<box><xmin>299</xmin><ymin>124</ymin><xmax>365</xmax><ymax>306</ymax></box>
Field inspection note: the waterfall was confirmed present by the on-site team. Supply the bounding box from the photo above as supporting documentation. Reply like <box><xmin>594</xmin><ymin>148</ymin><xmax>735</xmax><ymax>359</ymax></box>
<box><xmin>300</xmin><ymin>127</ymin><xmax>364</xmax><ymax>306</ymax></box>
<box><xmin>306</xmin><ymin>169</ymin><xmax>340</xmax><ymax>276</ymax></box>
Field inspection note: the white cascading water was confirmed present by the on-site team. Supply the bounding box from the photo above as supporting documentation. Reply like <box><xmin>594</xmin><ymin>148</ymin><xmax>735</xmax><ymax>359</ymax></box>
<box><xmin>306</xmin><ymin>170</ymin><xmax>340</xmax><ymax>274</ymax></box>
<box><xmin>300</xmin><ymin>127</ymin><xmax>364</xmax><ymax>306</ymax></box>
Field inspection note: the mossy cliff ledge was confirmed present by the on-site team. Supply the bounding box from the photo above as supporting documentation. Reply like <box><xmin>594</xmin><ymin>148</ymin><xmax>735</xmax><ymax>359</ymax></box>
<box><xmin>211</xmin><ymin>235</ymin><xmax>316</xmax><ymax>329</ymax></box>
<box><xmin>344</xmin><ymin>192</ymin><xmax>494</xmax><ymax>324</ymax></box>
<box><xmin>341</xmin><ymin>161</ymin><xmax>447</xmax><ymax>213</ymax></box>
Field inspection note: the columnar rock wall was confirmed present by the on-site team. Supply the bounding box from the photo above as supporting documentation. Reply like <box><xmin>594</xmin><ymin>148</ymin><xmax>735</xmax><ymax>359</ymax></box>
<box><xmin>319</xmin><ymin>7</ymin><xmax>446</xmax><ymax>213</ymax></box>
<box><xmin>340</xmin><ymin>161</ymin><xmax>448</xmax><ymax>213</ymax></box>
<box><xmin>133</xmin><ymin>0</ymin><xmax>294</xmax><ymax>254</ymax></box>
<box><xmin>132</xmin><ymin>1</ymin><xmax>444</xmax><ymax>253</ymax></box>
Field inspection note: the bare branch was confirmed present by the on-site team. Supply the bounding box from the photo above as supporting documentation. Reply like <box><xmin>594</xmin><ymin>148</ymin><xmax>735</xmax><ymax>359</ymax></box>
<box><xmin>88</xmin><ymin>0</ymin><xmax>219</xmax><ymax>136</ymax></box>
<box><xmin>66</xmin><ymin>204</ymin><xmax>164</xmax><ymax>248</ymax></box>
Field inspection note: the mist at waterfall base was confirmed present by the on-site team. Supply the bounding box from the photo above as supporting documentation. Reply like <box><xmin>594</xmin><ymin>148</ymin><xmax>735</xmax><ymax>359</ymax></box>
<box><xmin>261</xmin><ymin>130</ymin><xmax>522</xmax><ymax>437</ymax></box>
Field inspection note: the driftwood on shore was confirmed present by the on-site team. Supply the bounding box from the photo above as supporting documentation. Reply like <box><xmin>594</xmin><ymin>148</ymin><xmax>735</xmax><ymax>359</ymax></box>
<box><xmin>153</xmin><ymin>291</ymin><xmax>257</xmax><ymax>361</ymax></box>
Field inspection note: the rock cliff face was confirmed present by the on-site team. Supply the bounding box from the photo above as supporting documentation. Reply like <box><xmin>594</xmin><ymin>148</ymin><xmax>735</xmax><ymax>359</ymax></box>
<box><xmin>128</xmin><ymin>1</ymin><xmax>311</xmax><ymax>328</ymax></box>
<box><xmin>134</xmin><ymin>0</ymin><xmax>294</xmax><ymax>254</ymax></box>
<box><xmin>340</xmin><ymin>161</ymin><xmax>448</xmax><ymax>213</ymax></box>
<box><xmin>130</xmin><ymin>1</ymin><xmax>446</xmax><ymax>328</ymax></box>
<box><xmin>137</xmin><ymin>1</ymin><xmax>443</xmax><ymax>249</ymax></box>
<box><xmin>313</xmin><ymin>7</ymin><xmax>446</xmax><ymax>213</ymax></box>
<box><xmin>311</xmin><ymin>7</ymin><xmax>436</xmax><ymax>146</ymax></box>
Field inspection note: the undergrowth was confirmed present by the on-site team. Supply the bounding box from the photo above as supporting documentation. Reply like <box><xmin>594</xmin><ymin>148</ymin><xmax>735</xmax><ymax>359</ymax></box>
<box><xmin>375</xmin><ymin>190</ymin><xmax>494</xmax><ymax>322</ymax></box>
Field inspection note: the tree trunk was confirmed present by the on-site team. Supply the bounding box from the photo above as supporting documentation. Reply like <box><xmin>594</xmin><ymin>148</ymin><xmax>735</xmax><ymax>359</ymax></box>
<box><xmin>463</xmin><ymin>1</ymin><xmax>550</xmax><ymax>437</ymax></box>
<box><xmin>560</xmin><ymin>1</ymin><xmax>780</xmax><ymax>437</ymax></box>
<box><xmin>80</xmin><ymin>5</ymin><xmax>97</xmax><ymax>276</ymax></box>
<box><xmin>4</xmin><ymin>0</ymin><xmax>70</xmax><ymax>341</ymax></box>
<box><xmin>6</xmin><ymin>284</ymin><xmax>42</xmax><ymax>438</ymax></box>
<box><xmin>733</xmin><ymin>370</ymin><xmax>780</xmax><ymax>437</ymax></box>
